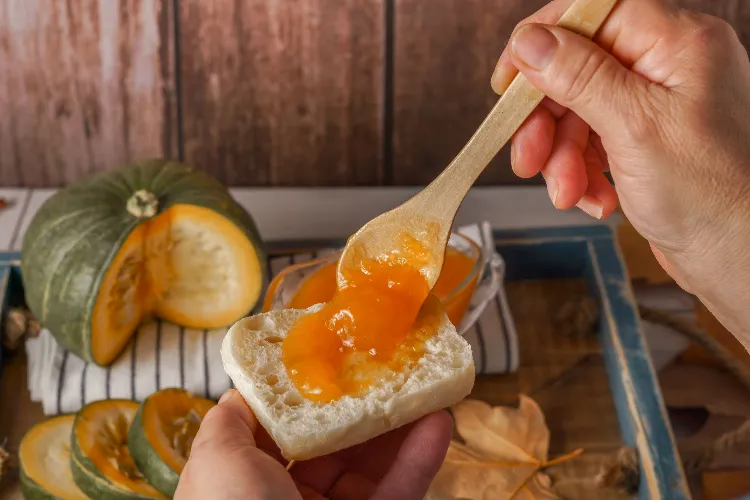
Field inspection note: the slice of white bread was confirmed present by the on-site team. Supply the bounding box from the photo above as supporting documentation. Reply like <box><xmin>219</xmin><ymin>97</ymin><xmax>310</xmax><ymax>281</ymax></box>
<box><xmin>221</xmin><ymin>299</ymin><xmax>475</xmax><ymax>460</ymax></box>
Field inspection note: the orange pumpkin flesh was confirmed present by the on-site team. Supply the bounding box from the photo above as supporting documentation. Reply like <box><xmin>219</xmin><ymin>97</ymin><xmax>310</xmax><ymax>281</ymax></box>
<box><xmin>73</xmin><ymin>400</ymin><xmax>166</xmax><ymax>498</ymax></box>
<box><xmin>141</xmin><ymin>389</ymin><xmax>215</xmax><ymax>474</ymax></box>
<box><xmin>91</xmin><ymin>204</ymin><xmax>263</xmax><ymax>365</ymax></box>
<box><xmin>19</xmin><ymin>415</ymin><xmax>89</xmax><ymax>500</ymax></box>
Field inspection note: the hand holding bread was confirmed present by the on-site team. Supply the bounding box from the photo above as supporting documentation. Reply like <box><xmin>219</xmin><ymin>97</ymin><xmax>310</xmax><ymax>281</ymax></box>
<box><xmin>174</xmin><ymin>388</ymin><xmax>454</xmax><ymax>500</ymax></box>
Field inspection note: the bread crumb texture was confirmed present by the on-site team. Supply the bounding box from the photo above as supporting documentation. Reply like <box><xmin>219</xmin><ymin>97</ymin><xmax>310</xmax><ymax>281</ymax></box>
<box><xmin>221</xmin><ymin>304</ymin><xmax>475</xmax><ymax>460</ymax></box>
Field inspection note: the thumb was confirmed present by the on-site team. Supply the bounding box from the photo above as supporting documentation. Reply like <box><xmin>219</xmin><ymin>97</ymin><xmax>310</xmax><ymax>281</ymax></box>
<box><xmin>508</xmin><ymin>23</ymin><xmax>651</xmax><ymax>137</ymax></box>
<box><xmin>175</xmin><ymin>390</ymin><xmax>301</xmax><ymax>499</ymax></box>
<box><xmin>189</xmin><ymin>389</ymin><xmax>258</xmax><ymax>456</ymax></box>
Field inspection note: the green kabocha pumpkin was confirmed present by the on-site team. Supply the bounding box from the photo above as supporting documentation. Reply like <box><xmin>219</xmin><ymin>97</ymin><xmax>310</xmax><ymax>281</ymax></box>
<box><xmin>71</xmin><ymin>399</ymin><xmax>168</xmax><ymax>500</ymax></box>
<box><xmin>21</xmin><ymin>159</ymin><xmax>267</xmax><ymax>366</ymax></box>
<box><xmin>18</xmin><ymin>415</ymin><xmax>89</xmax><ymax>500</ymax></box>
<box><xmin>128</xmin><ymin>388</ymin><xmax>215</xmax><ymax>496</ymax></box>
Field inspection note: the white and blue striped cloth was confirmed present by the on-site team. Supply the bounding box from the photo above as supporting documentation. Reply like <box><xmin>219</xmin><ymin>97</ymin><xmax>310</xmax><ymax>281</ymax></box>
<box><xmin>26</xmin><ymin>222</ymin><xmax>519</xmax><ymax>415</ymax></box>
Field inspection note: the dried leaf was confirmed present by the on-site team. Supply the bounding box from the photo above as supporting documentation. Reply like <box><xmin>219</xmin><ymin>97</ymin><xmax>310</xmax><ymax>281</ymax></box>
<box><xmin>2</xmin><ymin>307</ymin><xmax>41</xmax><ymax>351</ymax></box>
<box><xmin>514</xmin><ymin>473</ymin><xmax>560</xmax><ymax>500</ymax></box>
<box><xmin>431</xmin><ymin>441</ymin><xmax>537</xmax><ymax>499</ymax></box>
<box><xmin>0</xmin><ymin>443</ymin><xmax>10</xmax><ymax>483</ymax></box>
<box><xmin>453</xmin><ymin>396</ymin><xmax>550</xmax><ymax>465</ymax></box>
<box><xmin>428</xmin><ymin>396</ymin><xmax>580</xmax><ymax>500</ymax></box>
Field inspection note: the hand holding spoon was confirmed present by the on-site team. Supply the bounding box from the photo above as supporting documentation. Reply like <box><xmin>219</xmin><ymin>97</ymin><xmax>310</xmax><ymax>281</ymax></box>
<box><xmin>337</xmin><ymin>0</ymin><xmax>618</xmax><ymax>289</ymax></box>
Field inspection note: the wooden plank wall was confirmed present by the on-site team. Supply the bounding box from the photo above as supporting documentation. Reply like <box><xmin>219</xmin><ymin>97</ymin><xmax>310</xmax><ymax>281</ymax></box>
<box><xmin>0</xmin><ymin>0</ymin><xmax>748</xmax><ymax>187</ymax></box>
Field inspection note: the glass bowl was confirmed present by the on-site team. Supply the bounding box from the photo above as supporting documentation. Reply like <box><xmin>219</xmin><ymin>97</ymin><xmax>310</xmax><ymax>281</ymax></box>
<box><xmin>262</xmin><ymin>233</ymin><xmax>484</xmax><ymax>327</ymax></box>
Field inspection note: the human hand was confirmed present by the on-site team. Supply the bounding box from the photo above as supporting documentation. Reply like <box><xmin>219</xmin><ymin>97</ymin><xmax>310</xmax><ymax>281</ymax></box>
<box><xmin>493</xmin><ymin>0</ymin><xmax>750</xmax><ymax>345</ymax></box>
<box><xmin>174</xmin><ymin>389</ymin><xmax>452</xmax><ymax>500</ymax></box>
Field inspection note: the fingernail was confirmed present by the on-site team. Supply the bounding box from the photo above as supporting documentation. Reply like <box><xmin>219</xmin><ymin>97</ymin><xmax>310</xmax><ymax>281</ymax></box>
<box><xmin>510</xmin><ymin>142</ymin><xmax>518</xmax><ymax>171</ymax></box>
<box><xmin>219</xmin><ymin>389</ymin><xmax>235</xmax><ymax>404</ymax></box>
<box><xmin>511</xmin><ymin>24</ymin><xmax>558</xmax><ymax>70</ymax></box>
<box><xmin>491</xmin><ymin>57</ymin><xmax>511</xmax><ymax>95</ymax></box>
<box><xmin>546</xmin><ymin>176</ymin><xmax>559</xmax><ymax>207</ymax></box>
<box><xmin>577</xmin><ymin>195</ymin><xmax>604</xmax><ymax>219</ymax></box>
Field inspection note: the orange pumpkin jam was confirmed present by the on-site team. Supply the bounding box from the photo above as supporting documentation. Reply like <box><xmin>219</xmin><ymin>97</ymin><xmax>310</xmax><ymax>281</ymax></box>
<box><xmin>285</xmin><ymin>246</ymin><xmax>477</xmax><ymax>325</ymax></box>
<box><xmin>281</xmin><ymin>234</ymin><xmax>451</xmax><ymax>403</ymax></box>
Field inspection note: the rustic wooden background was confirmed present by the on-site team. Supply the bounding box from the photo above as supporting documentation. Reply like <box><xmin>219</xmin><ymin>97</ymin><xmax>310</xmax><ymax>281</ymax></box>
<box><xmin>1</xmin><ymin>0</ymin><xmax>748</xmax><ymax>188</ymax></box>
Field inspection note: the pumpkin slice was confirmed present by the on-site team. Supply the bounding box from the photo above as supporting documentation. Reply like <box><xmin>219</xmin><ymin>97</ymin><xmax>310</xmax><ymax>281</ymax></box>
<box><xmin>22</xmin><ymin>160</ymin><xmax>267</xmax><ymax>365</ymax></box>
<box><xmin>71</xmin><ymin>399</ymin><xmax>168</xmax><ymax>500</ymax></box>
<box><xmin>128</xmin><ymin>388</ymin><xmax>215</xmax><ymax>496</ymax></box>
<box><xmin>18</xmin><ymin>415</ymin><xmax>88</xmax><ymax>500</ymax></box>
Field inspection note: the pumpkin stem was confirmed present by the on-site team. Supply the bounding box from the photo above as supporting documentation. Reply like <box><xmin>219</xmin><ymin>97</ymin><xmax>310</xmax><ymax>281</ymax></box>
<box><xmin>127</xmin><ymin>190</ymin><xmax>159</xmax><ymax>219</ymax></box>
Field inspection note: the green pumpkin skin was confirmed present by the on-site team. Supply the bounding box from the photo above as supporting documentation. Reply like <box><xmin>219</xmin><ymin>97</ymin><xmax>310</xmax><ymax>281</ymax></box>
<box><xmin>18</xmin><ymin>414</ymin><xmax>89</xmax><ymax>500</ymax></box>
<box><xmin>19</xmin><ymin>467</ymin><xmax>63</xmax><ymax>500</ymax></box>
<box><xmin>21</xmin><ymin>159</ymin><xmax>267</xmax><ymax>366</ymax></box>
<box><xmin>70</xmin><ymin>453</ymin><xmax>164</xmax><ymax>500</ymax></box>
<box><xmin>70</xmin><ymin>399</ymin><xmax>167</xmax><ymax>500</ymax></box>
<box><xmin>127</xmin><ymin>405</ymin><xmax>180</xmax><ymax>498</ymax></box>
<box><xmin>127</xmin><ymin>388</ymin><xmax>215</xmax><ymax>498</ymax></box>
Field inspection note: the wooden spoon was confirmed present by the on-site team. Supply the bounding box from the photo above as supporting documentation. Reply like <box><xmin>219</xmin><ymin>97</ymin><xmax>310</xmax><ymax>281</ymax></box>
<box><xmin>337</xmin><ymin>0</ymin><xmax>618</xmax><ymax>289</ymax></box>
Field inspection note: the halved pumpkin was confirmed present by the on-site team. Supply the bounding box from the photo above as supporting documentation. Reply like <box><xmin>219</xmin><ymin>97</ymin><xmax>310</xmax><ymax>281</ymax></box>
<box><xmin>128</xmin><ymin>388</ymin><xmax>215</xmax><ymax>496</ymax></box>
<box><xmin>21</xmin><ymin>160</ymin><xmax>267</xmax><ymax>365</ymax></box>
<box><xmin>71</xmin><ymin>399</ymin><xmax>167</xmax><ymax>500</ymax></box>
<box><xmin>18</xmin><ymin>415</ymin><xmax>88</xmax><ymax>500</ymax></box>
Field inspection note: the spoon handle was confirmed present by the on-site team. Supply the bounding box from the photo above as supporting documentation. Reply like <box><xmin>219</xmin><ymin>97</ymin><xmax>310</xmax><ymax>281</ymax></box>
<box><xmin>417</xmin><ymin>0</ymin><xmax>618</xmax><ymax>221</ymax></box>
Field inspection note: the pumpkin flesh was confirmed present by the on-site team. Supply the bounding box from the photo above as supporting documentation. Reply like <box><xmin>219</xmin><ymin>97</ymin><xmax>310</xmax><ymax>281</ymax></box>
<box><xmin>143</xmin><ymin>389</ymin><xmax>214</xmax><ymax>473</ymax></box>
<box><xmin>19</xmin><ymin>415</ymin><xmax>88</xmax><ymax>500</ymax></box>
<box><xmin>91</xmin><ymin>204</ymin><xmax>262</xmax><ymax>365</ymax></box>
<box><xmin>73</xmin><ymin>400</ymin><xmax>166</xmax><ymax>499</ymax></box>
<box><xmin>127</xmin><ymin>389</ymin><xmax>215</xmax><ymax>496</ymax></box>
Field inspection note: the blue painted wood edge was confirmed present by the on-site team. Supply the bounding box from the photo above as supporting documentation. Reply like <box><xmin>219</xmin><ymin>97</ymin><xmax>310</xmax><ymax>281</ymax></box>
<box><xmin>586</xmin><ymin>233</ymin><xmax>689</xmax><ymax>499</ymax></box>
<box><xmin>0</xmin><ymin>252</ymin><xmax>22</xmax><ymax>378</ymax></box>
<box><xmin>493</xmin><ymin>223</ymin><xmax>615</xmax><ymax>241</ymax></box>
<box><xmin>0</xmin><ymin>261</ymin><xmax>11</xmax><ymax>377</ymax></box>
<box><xmin>490</xmin><ymin>225</ymin><xmax>688</xmax><ymax>497</ymax></box>
<box><xmin>262</xmin><ymin>225</ymin><xmax>617</xmax><ymax>254</ymax></box>
<box><xmin>0</xmin><ymin>251</ymin><xmax>21</xmax><ymax>264</ymax></box>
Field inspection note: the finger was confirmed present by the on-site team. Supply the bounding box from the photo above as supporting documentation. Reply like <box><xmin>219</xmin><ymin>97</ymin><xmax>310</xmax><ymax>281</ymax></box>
<box><xmin>254</xmin><ymin>423</ymin><xmax>287</xmax><ymax>464</ymax></box>
<box><xmin>297</xmin><ymin>482</ymin><xmax>328</xmax><ymax>500</ymax></box>
<box><xmin>511</xmin><ymin>106</ymin><xmax>556</xmax><ymax>178</ymax></box>
<box><xmin>371</xmin><ymin>411</ymin><xmax>453</xmax><ymax>500</ymax></box>
<box><xmin>594</xmin><ymin>0</ymin><xmax>682</xmax><ymax>76</ymax></box>
<box><xmin>291</xmin><ymin>454</ymin><xmax>348</xmax><ymax>494</ymax></box>
<box><xmin>291</xmin><ymin>419</ymin><xmax>412</xmax><ymax>492</ymax></box>
<box><xmin>344</xmin><ymin>417</ymin><xmax>425</xmax><ymax>481</ymax></box>
<box><xmin>576</xmin><ymin>146</ymin><xmax>617</xmax><ymax>219</ymax></box>
<box><xmin>492</xmin><ymin>0</ymin><xmax>576</xmax><ymax>94</ymax></box>
<box><xmin>508</xmin><ymin>23</ymin><xmax>661</xmax><ymax>138</ymax></box>
<box><xmin>190</xmin><ymin>389</ymin><xmax>257</xmax><ymax>456</ymax></box>
<box><xmin>541</xmin><ymin>111</ymin><xmax>590</xmax><ymax>210</ymax></box>
<box><xmin>291</xmin><ymin>413</ymin><xmax>432</xmax><ymax>493</ymax></box>
<box><xmin>176</xmin><ymin>390</ymin><xmax>302</xmax><ymax>500</ymax></box>
<box><xmin>294</xmin><ymin>412</ymin><xmax>454</xmax><ymax>495</ymax></box>
<box><xmin>328</xmin><ymin>472</ymin><xmax>377</xmax><ymax>500</ymax></box>
<box><xmin>542</xmin><ymin>97</ymin><xmax>568</xmax><ymax>119</ymax></box>
<box><xmin>493</xmin><ymin>0</ymin><xmax>680</xmax><ymax>95</ymax></box>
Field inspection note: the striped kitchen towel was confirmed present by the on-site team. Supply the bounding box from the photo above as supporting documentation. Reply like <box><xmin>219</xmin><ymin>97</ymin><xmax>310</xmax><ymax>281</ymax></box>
<box><xmin>25</xmin><ymin>222</ymin><xmax>519</xmax><ymax>415</ymax></box>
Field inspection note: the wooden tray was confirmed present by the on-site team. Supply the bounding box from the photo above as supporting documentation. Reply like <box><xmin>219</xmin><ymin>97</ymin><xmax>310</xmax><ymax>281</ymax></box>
<box><xmin>0</xmin><ymin>224</ymin><xmax>688</xmax><ymax>498</ymax></box>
